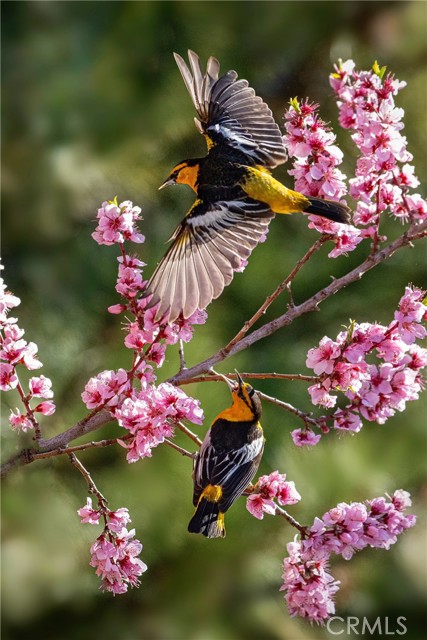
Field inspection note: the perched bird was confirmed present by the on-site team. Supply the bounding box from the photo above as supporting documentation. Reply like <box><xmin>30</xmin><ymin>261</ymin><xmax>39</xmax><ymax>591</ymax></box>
<box><xmin>188</xmin><ymin>373</ymin><xmax>263</xmax><ymax>538</ymax></box>
<box><xmin>147</xmin><ymin>50</ymin><xmax>351</xmax><ymax>323</ymax></box>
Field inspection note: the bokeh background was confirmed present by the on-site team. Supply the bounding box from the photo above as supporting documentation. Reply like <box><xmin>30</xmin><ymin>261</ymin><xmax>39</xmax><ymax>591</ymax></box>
<box><xmin>2</xmin><ymin>1</ymin><xmax>426</xmax><ymax>639</ymax></box>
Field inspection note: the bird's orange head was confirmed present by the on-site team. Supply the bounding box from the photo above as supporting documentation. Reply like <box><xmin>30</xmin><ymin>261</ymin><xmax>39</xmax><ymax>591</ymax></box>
<box><xmin>159</xmin><ymin>159</ymin><xmax>200</xmax><ymax>193</ymax></box>
<box><xmin>219</xmin><ymin>372</ymin><xmax>262</xmax><ymax>423</ymax></box>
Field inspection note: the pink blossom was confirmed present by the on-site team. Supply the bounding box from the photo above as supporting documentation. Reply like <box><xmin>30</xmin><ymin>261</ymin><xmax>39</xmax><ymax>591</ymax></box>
<box><xmin>79</xmin><ymin>500</ymin><xmax>147</xmax><ymax>594</ymax></box>
<box><xmin>0</xmin><ymin>363</ymin><xmax>18</xmax><ymax>391</ymax></box>
<box><xmin>331</xmin><ymin>60</ymin><xmax>426</xmax><ymax>227</ymax></box>
<box><xmin>89</xmin><ymin>529</ymin><xmax>147</xmax><ymax>594</ymax></box>
<box><xmin>173</xmin><ymin>309</ymin><xmax>208</xmax><ymax>342</ymax></box>
<box><xmin>246</xmin><ymin>494</ymin><xmax>276</xmax><ymax>519</ymax></box>
<box><xmin>291</xmin><ymin>428</ymin><xmax>322</xmax><ymax>447</ymax></box>
<box><xmin>327</xmin><ymin>225</ymin><xmax>363</xmax><ymax>258</ymax></box>
<box><xmin>0</xmin><ymin>267</ymin><xmax>21</xmax><ymax>326</ymax></box>
<box><xmin>81</xmin><ymin>369</ymin><xmax>130</xmax><ymax>410</ymax></box>
<box><xmin>308</xmin><ymin>380</ymin><xmax>337</xmax><ymax>408</ymax></box>
<box><xmin>394</xmin><ymin>286</ymin><xmax>426</xmax><ymax>344</ymax></box>
<box><xmin>146</xmin><ymin>342</ymin><xmax>166</xmax><ymax>366</ymax></box>
<box><xmin>116</xmin><ymin>264</ymin><xmax>144</xmax><ymax>299</ymax></box>
<box><xmin>92</xmin><ymin>200</ymin><xmax>145</xmax><ymax>246</ymax></box>
<box><xmin>333</xmin><ymin>410</ymin><xmax>363</xmax><ymax>432</ymax></box>
<box><xmin>108</xmin><ymin>303</ymin><xmax>127</xmax><ymax>314</ymax></box>
<box><xmin>115</xmin><ymin>383</ymin><xmax>203</xmax><ymax>463</ymax></box>
<box><xmin>305</xmin><ymin>286</ymin><xmax>426</xmax><ymax>434</ymax></box>
<box><xmin>124</xmin><ymin>323</ymin><xmax>151</xmax><ymax>351</ymax></box>
<box><xmin>391</xmin><ymin>489</ymin><xmax>412</xmax><ymax>511</ymax></box>
<box><xmin>280</xmin><ymin>491</ymin><xmax>415</xmax><ymax>623</ymax></box>
<box><xmin>9</xmin><ymin>408</ymin><xmax>33</xmax><ymax>432</ymax></box>
<box><xmin>256</xmin><ymin>471</ymin><xmax>302</xmax><ymax>506</ymax></box>
<box><xmin>107</xmin><ymin>508</ymin><xmax>132</xmax><ymax>534</ymax></box>
<box><xmin>247</xmin><ymin>471</ymin><xmax>301</xmax><ymax>519</ymax></box>
<box><xmin>0</xmin><ymin>330</ymin><xmax>42</xmax><ymax>369</ymax></box>
<box><xmin>29</xmin><ymin>375</ymin><xmax>54</xmax><ymax>398</ymax></box>
<box><xmin>306</xmin><ymin>337</ymin><xmax>341</xmax><ymax>375</ymax></box>
<box><xmin>78</xmin><ymin>498</ymin><xmax>101</xmax><ymax>525</ymax></box>
<box><xmin>33</xmin><ymin>401</ymin><xmax>56</xmax><ymax>415</ymax></box>
<box><xmin>21</xmin><ymin>342</ymin><xmax>43</xmax><ymax>370</ymax></box>
<box><xmin>280</xmin><ymin>541</ymin><xmax>340</xmax><ymax>623</ymax></box>
<box><xmin>283</xmin><ymin>99</ymin><xmax>348</xmax><ymax>200</ymax></box>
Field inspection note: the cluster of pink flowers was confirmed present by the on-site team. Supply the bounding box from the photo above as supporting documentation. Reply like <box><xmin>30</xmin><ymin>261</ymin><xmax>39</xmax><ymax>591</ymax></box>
<box><xmin>284</xmin><ymin>98</ymin><xmax>348</xmax><ymax>201</ymax></box>
<box><xmin>301</xmin><ymin>285</ymin><xmax>426</xmax><ymax>444</ymax></box>
<box><xmin>0</xmin><ymin>265</ymin><xmax>56</xmax><ymax>433</ymax></box>
<box><xmin>281</xmin><ymin>490</ymin><xmax>415</xmax><ymax>623</ymax></box>
<box><xmin>114</xmin><ymin>382</ymin><xmax>203</xmax><ymax>462</ymax></box>
<box><xmin>331</xmin><ymin>60</ymin><xmax>427</xmax><ymax>234</ymax></box>
<box><xmin>283</xmin><ymin>98</ymin><xmax>363</xmax><ymax>258</ymax></box>
<box><xmin>92</xmin><ymin>199</ymin><xmax>145</xmax><ymax>246</ymax></box>
<box><xmin>246</xmin><ymin>470</ymin><xmax>301</xmax><ymax>519</ymax></box>
<box><xmin>84</xmin><ymin>200</ymin><xmax>206</xmax><ymax>462</ymax></box>
<box><xmin>78</xmin><ymin>497</ymin><xmax>147</xmax><ymax>594</ymax></box>
<box><xmin>82</xmin><ymin>369</ymin><xmax>203</xmax><ymax>463</ymax></box>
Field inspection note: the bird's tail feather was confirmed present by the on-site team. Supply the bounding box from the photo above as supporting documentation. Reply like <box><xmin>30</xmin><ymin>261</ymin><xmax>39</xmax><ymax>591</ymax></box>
<box><xmin>188</xmin><ymin>498</ymin><xmax>226</xmax><ymax>538</ymax></box>
<box><xmin>304</xmin><ymin>197</ymin><xmax>351</xmax><ymax>224</ymax></box>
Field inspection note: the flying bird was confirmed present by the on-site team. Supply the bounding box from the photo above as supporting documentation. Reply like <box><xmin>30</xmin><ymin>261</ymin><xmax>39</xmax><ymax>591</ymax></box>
<box><xmin>146</xmin><ymin>50</ymin><xmax>351</xmax><ymax>323</ymax></box>
<box><xmin>188</xmin><ymin>373</ymin><xmax>264</xmax><ymax>538</ymax></box>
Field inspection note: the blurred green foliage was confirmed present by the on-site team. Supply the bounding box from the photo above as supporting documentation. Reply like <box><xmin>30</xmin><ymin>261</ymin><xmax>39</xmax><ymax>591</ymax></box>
<box><xmin>1</xmin><ymin>2</ymin><xmax>426</xmax><ymax>639</ymax></box>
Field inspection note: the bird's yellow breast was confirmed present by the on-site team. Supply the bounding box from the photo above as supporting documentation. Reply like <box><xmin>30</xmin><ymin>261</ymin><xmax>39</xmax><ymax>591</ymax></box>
<box><xmin>241</xmin><ymin>166</ymin><xmax>310</xmax><ymax>214</ymax></box>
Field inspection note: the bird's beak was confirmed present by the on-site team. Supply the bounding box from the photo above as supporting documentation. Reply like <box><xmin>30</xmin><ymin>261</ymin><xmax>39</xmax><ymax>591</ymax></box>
<box><xmin>158</xmin><ymin>177</ymin><xmax>176</xmax><ymax>190</ymax></box>
<box><xmin>235</xmin><ymin>370</ymin><xmax>244</xmax><ymax>389</ymax></box>
<box><xmin>214</xmin><ymin>372</ymin><xmax>236</xmax><ymax>391</ymax></box>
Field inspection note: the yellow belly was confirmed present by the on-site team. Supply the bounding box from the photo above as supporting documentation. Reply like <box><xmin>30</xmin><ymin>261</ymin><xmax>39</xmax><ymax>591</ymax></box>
<box><xmin>241</xmin><ymin>166</ymin><xmax>310</xmax><ymax>214</ymax></box>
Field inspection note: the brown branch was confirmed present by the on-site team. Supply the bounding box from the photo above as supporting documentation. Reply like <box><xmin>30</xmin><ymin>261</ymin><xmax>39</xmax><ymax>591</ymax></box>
<box><xmin>68</xmin><ymin>453</ymin><xmax>109</xmax><ymax>511</ymax></box>
<box><xmin>38</xmin><ymin>408</ymin><xmax>114</xmax><ymax>451</ymax></box>
<box><xmin>258</xmin><ymin>391</ymin><xmax>321</xmax><ymax>427</ymax></box>
<box><xmin>2</xmin><ymin>220</ymin><xmax>425</xmax><ymax>478</ymax></box>
<box><xmin>164</xmin><ymin>439</ymin><xmax>197</xmax><ymax>459</ymax></box>
<box><xmin>242</xmin><ymin>487</ymin><xmax>307</xmax><ymax>535</ymax></box>
<box><xmin>275</xmin><ymin>505</ymin><xmax>308</xmax><ymax>537</ymax></box>
<box><xmin>176</xmin><ymin>421</ymin><xmax>203</xmax><ymax>447</ymax></box>
<box><xmin>222</xmin><ymin>236</ymin><xmax>329</xmax><ymax>353</ymax></box>
<box><xmin>179</xmin><ymin>372</ymin><xmax>319</xmax><ymax>385</ymax></box>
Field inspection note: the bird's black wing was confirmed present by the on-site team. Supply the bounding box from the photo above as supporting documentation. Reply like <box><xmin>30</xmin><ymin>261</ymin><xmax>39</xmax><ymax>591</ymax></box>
<box><xmin>174</xmin><ymin>50</ymin><xmax>287</xmax><ymax>168</ymax></box>
<box><xmin>145</xmin><ymin>198</ymin><xmax>274</xmax><ymax>323</ymax></box>
<box><xmin>193</xmin><ymin>430</ymin><xmax>264</xmax><ymax>512</ymax></box>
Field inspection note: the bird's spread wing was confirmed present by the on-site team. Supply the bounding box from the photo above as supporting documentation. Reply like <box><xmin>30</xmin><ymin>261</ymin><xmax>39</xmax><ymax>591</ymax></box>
<box><xmin>174</xmin><ymin>50</ymin><xmax>287</xmax><ymax>168</ymax></box>
<box><xmin>193</xmin><ymin>433</ymin><xmax>264</xmax><ymax>512</ymax></box>
<box><xmin>145</xmin><ymin>198</ymin><xmax>274</xmax><ymax>323</ymax></box>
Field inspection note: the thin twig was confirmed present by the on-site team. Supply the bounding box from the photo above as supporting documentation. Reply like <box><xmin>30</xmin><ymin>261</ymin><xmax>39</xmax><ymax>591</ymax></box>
<box><xmin>258</xmin><ymin>391</ymin><xmax>321</xmax><ymax>428</ymax></box>
<box><xmin>242</xmin><ymin>487</ymin><xmax>307</xmax><ymax>535</ymax></box>
<box><xmin>222</xmin><ymin>236</ymin><xmax>329</xmax><ymax>354</ymax></box>
<box><xmin>178</xmin><ymin>372</ymin><xmax>319</xmax><ymax>385</ymax></box>
<box><xmin>15</xmin><ymin>379</ymin><xmax>42</xmax><ymax>441</ymax></box>
<box><xmin>275</xmin><ymin>504</ymin><xmax>308</xmax><ymax>537</ymax></box>
<box><xmin>164</xmin><ymin>439</ymin><xmax>197</xmax><ymax>459</ymax></box>
<box><xmin>176</xmin><ymin>421</ymin><xmax>203</xmax><ymax>447</ymax></box>
<box><xmin>68</xmin><ymin>453</ymin><xmax>108</xmax><ymax>510</ymax></box>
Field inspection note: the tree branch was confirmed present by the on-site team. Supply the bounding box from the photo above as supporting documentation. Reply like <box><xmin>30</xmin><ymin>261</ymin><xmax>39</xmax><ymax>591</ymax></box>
<box><xmin>178</xmin><ymin>372</ymin><xmax>319</xmax><ymax>385</ymax></box>
<box><xmin>2</xmin><ymin>220</ymin><xmax>425</xmax><ymax>478</ymax></box>
<box><xmin>170</xmin><ymin>221</ymin><xmax>427</xmax><ymax>386</ymax></box>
